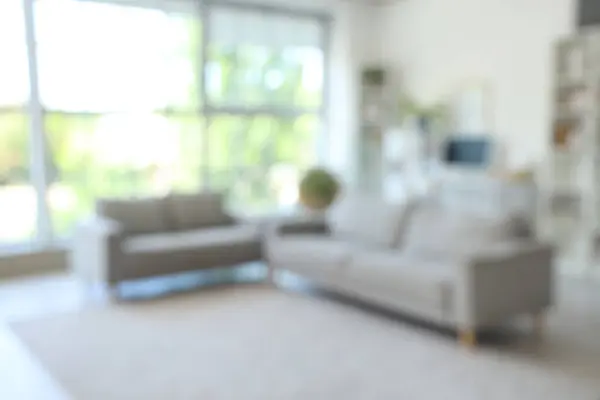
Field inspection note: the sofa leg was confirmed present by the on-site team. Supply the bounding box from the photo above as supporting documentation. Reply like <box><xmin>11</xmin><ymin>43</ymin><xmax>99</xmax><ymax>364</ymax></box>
<box><xmin>532</xmin><ymin>312</ymin><xmax>546</xmax><ymax>337</ymax></box>
<box><xmin>458</xmin><ymin>329</ymin><xmax>477</xmax><ymax>348</ymax></box>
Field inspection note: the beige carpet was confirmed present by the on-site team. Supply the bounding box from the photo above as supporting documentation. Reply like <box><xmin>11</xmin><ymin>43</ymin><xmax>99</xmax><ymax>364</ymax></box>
<box><xmin>10</xmin><ymin>285</ymin><xmax>600</xmax><ymax>400</ymax></box>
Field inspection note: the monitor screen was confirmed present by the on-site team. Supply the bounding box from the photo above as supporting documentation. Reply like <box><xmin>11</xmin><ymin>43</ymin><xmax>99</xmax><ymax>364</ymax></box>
<box><xmin>444</xmin><ymin>137</ymin><xmax>490</xmax><ymax>167</ymax></box>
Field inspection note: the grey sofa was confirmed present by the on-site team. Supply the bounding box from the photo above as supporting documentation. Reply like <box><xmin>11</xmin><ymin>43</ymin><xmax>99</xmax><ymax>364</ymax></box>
<box><xmin>72</xmin><ymin>192</ymin><xmax>262</xmax><ymax>288</ymax></box>
<box><xmin>265</xmin><ymin>195</ymin><xmax>554</xmax><ymax>346</ymax></box>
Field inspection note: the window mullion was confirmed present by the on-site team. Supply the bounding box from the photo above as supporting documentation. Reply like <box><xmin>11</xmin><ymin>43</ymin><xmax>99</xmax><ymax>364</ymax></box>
<box><xmin>319</xmin><ymin>19</ymin><xmax>331</xmax><ymax>165</ymax></box>
<box><xmin>200</xmin><ymin>2</ymin><xmax>210</xmax><ymax>190</ymax></box>
<box><xmin>23</xmin><ymin>0</ymin><xmax>53</xmax><ymax>246</ymax></box>
<box><xmin>204</xmin><ymin>105</ymin><xmax>318</xmax><ymax>118</ymax></box>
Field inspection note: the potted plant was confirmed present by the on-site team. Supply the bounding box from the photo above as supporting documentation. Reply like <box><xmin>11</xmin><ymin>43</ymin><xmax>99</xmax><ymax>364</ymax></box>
<box><xmin>397</xmin><ymin>94</ymin><xmax>450</xmax><ymax>163</ymax></box>
<box><xmin>362</xmin><ymin>67</ymin><xmax>386</xmax><ymax>86</ymax></box>
<box><xmin>298</xmin><ymin>168</ymin><xmax>340</xmax><ymax>211</ymax></box>
<box><xmin>397</xmin><ymin>94</ymin><xmax>449</xmax><ymax>130</ymax></box>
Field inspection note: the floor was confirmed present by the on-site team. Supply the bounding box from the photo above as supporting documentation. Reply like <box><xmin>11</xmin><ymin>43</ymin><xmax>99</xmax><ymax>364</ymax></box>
<box><xmin>0</xmin><ymin>267</ymin><xmax>267</xmax><ymax>400</ymax></box>
<box><xmin>0</xmin><ymin>275</ymin><xmax>79</xmax><ymax>400</ymax></box>
<box><xmin>1</xmin><ymin>272</ymin><xmax>600</xmax><ymax>400</ymax></box>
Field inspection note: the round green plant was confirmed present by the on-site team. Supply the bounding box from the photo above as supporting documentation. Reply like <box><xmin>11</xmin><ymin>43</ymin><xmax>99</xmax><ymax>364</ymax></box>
<box><xmin>299</xmin><ymin>168</ymin><xmax>340</xmax><ymax>210</ymax></box>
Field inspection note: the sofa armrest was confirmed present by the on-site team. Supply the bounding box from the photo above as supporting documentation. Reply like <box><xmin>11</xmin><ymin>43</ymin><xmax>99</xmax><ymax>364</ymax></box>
<box><xmin>454</xmin><ymin>241</ymin><xmax>555</xmax><ymax>329</ymax></box>
<box><xmin>70</xmin><ymin>216</ymin><xmax>127</xmax><ymax>286</ymax></box>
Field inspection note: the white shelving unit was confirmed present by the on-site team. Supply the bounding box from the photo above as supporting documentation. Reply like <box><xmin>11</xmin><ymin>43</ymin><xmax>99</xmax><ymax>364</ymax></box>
<box><xmin>539</xmin><ymin>31</ymin><xmax>600</xmax><ymax>274</ymax></box>
<box><xmin>357</xmin><ymin>67</ymin><xmax>395</xmax><ymax>194</ymax></box>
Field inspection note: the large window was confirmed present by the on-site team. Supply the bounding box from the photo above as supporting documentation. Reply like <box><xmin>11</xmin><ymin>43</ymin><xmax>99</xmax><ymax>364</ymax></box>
<box><xmin>205</xmin><ymin>6</ymin><xmax>325</xmax><ymax>214</ymax></box>
<box><xmin>0</xmin><ymin>0</ymin><xmax>329</xmax><ymax>247</ymax></box>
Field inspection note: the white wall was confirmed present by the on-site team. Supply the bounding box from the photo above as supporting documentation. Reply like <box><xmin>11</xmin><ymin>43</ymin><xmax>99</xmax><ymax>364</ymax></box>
<box><xmin>377</xmin><ymin>0</ymin><xmax>575</xmax><ymax>168</ymax></box>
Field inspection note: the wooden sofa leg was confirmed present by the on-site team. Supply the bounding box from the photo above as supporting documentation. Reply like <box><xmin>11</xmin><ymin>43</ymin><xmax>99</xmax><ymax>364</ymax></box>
<box><xmin>458</xmin><ymin>329</ymin><xmax>477</xmax><ymax>348</ymax></box>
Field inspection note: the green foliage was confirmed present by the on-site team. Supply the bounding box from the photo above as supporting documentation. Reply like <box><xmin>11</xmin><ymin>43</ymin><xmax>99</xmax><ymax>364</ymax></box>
<box><xmin>397</xmin><ymin>93</ymin><xmax>449</xmax><ymax>129</ymax></box>
<box><xmin>0</xmin><ymin>114</ymin><xmax>28</xmax><ymax>184</ymax></box>
<box><xmin>299</xmin><ymin>168</ymin><xmax>339</xmax><ymax>210</ymax></box>
<box><xmin>362</xmin><ymin>67</ymin><xmax>386</xmax><ymax>86</ymax></box>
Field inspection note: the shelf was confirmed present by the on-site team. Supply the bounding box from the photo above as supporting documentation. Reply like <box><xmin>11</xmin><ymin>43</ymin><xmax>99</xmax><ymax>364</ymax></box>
<box><xmin>545</xmin><ymin>33</ymin><xmax>600</xmax><ymax>271</ymax></box>
<box><xmin>554</xmin><ymin>112</ymin><xmax>580</xmax><ymax>124</ymax></box>
<box><xmin>550</xmin><ymin>148</ymin><xmax>582</xmax><ymax>160</ymax></box>
<box><xmin>551</xmin><ymin>146</ymin><xmax>577</xmax><ymax>153</ymax></box>
<box><xmin>556</xmin><ymin>80</ymin><xmax>587</xmax><ymax>92</ymax></box>
<box><xmin>546</xmin><ymin>186</ymin><xmax>581</xmax><ymax>196</ymax></box>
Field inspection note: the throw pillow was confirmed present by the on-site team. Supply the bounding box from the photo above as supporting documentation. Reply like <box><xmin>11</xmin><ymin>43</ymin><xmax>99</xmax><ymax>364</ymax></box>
<box><xmin>328</xmin><ymin>193</ymin><xmax>409</xmax><ymax>248</ymax></box>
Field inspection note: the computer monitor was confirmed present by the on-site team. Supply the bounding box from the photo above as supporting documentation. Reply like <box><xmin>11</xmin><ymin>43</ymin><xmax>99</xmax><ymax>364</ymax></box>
<box><xmin>443</xmin><ymin>137</ymin><xmax>491</xmax><ymax>167</ymax></box>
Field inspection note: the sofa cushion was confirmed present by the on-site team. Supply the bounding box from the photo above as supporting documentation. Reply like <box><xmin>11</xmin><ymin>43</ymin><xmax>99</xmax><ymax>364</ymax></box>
<box><xmin>267</xmin><ymin>235</ymin><xmax>353</xmax><ymax>270</ymax></box>
<box><xmin>96</xmin><ymin>197</ymin><xmax>168</xmax><ymax>234</ymax></box>
<box><xmin>401</xmin><ymin>204</ymin><xmax>524</xmax><ymax>258</ymax></box>
<box><xmin>347</xmin><ymin>250</ymin><xmax>454</xmax><ymax>310</ymax></box>
<box><xmin>168</xmin><ymin>192</ymin><xmax>231</xmax><ymax>230</ymax></box>
<box><xmin>328</xmin><ymin>194</ymin><xmax>409</xmax><ymax>248</ymax></box>
<box><xmin>123</xmin><ymin>224</ymin><xmax>260</xmax><ymax>254</ymax></box>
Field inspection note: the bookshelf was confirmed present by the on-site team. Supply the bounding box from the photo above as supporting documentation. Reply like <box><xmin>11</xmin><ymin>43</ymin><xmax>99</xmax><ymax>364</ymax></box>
<box><xmin>539</xmin><ymin>31</ymin><xmax>600</xmax><ymax>274</ymax></box>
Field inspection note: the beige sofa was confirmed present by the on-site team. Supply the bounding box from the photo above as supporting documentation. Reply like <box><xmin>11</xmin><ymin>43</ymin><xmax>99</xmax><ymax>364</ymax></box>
<box><xmin>72</xmin><ymin>192</ymin><xmax>262</xmax><ymax>289</ymax></box>
<box><xmin>265</xmin><ymin>195</ymin><xmax>554</xmax><ymax>346</ymax></box>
